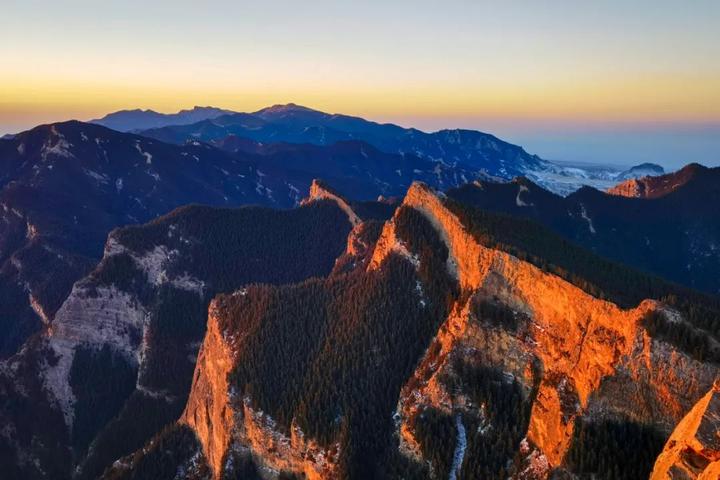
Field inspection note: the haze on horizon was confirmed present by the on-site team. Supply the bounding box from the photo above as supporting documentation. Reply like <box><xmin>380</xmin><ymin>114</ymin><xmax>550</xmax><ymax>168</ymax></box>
<box><xmin>2</xmin><ymin>0</ymin><xmax>719</xmax><ymax>169</ymax></box>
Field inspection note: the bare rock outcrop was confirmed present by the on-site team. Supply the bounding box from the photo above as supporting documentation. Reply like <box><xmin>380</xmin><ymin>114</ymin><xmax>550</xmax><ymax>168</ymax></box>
<box><xmin>382</xmin><ymin>183</ymin><xmax>718</xmax><ymax>473</ymax></box>
<box><xmin>607</xmin><ymin>178</ymin><xmax>645</xmax><ymax>198</ymax></box>
<box><xmin>607</xmin><ymin>163</ymin><xmax>707</xmax><ymax>199</ymax></box>
<box><xmin>650</xmin><ymin>381</ymin><xmax>720</xmax><ymax>479</ymax></box>
<box><xmin>183</xmin><ymin>181</ymin><xmax>718</xmax><ymax>479</ymax></box>
<box><xmin>303</xmin><ymin>179</ymin><xmax>361</xmax><ymax>227</ymax></box>
<box><xmin>181</xmin><ymin>299</ymin><xmax>339</xmax><ymax>479</ymax></box>
<box><xmin>180</xmin><ymin>301</ymin><xmax>235</xmax><ymax>476</ymax></box>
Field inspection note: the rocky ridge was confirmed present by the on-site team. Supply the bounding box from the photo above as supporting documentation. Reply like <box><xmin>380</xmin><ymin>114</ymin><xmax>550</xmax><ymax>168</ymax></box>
<box><xmin>181</xmin><ymin>300</ymin><xmax>341</xmax><ymax>479</ymax></box>
<box><xmin>0</xmin><ymin>198</ymin><xmax>355</xmax><ymax>480</ymax></box>
<box><xmin>607</xmin><ymin>163</ymin><xmax>708</xmax><ymax>199</ymax></box>
<box><xmin>651</xmin><ymin>381</ymin><xmax>720</xmax><ymax>479</ymax></box>
<box><xmin>375</xmin><ymin>184</ymin><xmax>718</xmax><ymax>474</ymax></box>
<box><xmin>178</xmin><ymin>182</ymin><xmax>719</xmax><ymax>478</ymax></box>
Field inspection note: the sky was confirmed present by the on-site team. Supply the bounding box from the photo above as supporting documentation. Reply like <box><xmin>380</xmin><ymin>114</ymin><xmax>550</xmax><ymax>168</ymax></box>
<box><xmin>1</xmin><ymin>0</ymin><xmax>719</xmax><ymax>169</ymax></box>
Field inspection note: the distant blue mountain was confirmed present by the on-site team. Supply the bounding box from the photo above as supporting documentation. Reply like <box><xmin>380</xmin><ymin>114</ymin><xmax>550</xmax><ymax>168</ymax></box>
<box><xmin>96</xmin><ymin>103</ymin><xmax>666</xmax><ymax>194</ymax></box>
<box><xmin>616</xmin><ymin>162</ymin><xmax>665</xmax><ymax>180</ymax></box>
<box><xmin>139</xmin><ymin>103</ymin><xmax>549</xmax><ymax>179</ymax></box>
<box><xmin>91</xmin><ymin>106</ymin><xmax>236</xmax><ymax>132</ymax></box>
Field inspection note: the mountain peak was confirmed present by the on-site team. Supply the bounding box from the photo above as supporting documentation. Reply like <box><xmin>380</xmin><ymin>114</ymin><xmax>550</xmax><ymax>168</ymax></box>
<box><xmin>254</xmin><ymin>103</ymin><xmax>324</xmax><ymax>117</ymax></box>
<box><xmin>180</xmin><ymin>105</ymin><xmax>228</xmax><ymax>114</ymax></box>
<box><xmin>302</xmin><ymin>179</ymin><xmax>360</xmax><ymax>226</ymax></box>
<box><xmin>607</xmin><ymin>162</ymin><xmax>710</xmax><ymax>199</ymax></box>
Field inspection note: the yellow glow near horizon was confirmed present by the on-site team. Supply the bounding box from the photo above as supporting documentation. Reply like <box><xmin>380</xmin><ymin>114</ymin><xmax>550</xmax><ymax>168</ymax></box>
<box><xmin>1</xmin><ymin>1</ymin><xmax>719</xmax><ymax>134</ymax></box>
<box><xmin>2</xmin><ymin>72</ymin><xmax>719</xmax><ymax>130</ymax></box>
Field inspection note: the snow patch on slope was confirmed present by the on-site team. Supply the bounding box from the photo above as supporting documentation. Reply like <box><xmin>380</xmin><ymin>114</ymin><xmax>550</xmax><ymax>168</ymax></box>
<box><xmin>41</xmin><ymin>126</ymin><xmax>74</xmax><ymax>161</ymax></box>
<box><xmin>448</xmin><ymin>414</ymin><xmax>467</xmax><ymax>480</ymax></box>
<box><xmin>516</xmin><ymin>184</ymin><xmax>533</xmax><ymax>207</ymax></box>
<box><xmin>134</xmin><ymin>141</ymin><xmax>153</xmax><ymax>164</ymax></box>
<box><xmin>578</xmin><ymin>204</ymin><xmax>596</xmax><ymax>234</ymax></box>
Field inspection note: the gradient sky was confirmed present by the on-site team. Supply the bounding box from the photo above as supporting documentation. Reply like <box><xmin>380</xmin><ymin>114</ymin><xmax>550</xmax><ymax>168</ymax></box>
<box><xmin>2</xmin><ymin>0</ymin><xmax>719</xmax><ymax>168</ymax></box>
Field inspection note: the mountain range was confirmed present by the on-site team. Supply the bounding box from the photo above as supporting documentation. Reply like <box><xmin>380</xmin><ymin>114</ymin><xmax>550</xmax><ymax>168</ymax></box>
<box><xmin>0</xmin><ymin>105</ymin><xmax>718</xmax><ymax>480</ymax></box>
<box><xmin>96</xmin><ymin>104</ymin><xmax>663</xmax><ymax>194</ymax></box>
<box><xmin>446</xmin><ymin>163</ymin><xmax>720</xmax><ymax>294</ymax></box>
<box><xmin>0</xmin><ymin>120</ymin><xmax>296</xmax><ymax>358</ymax></box>
<box><xmin>0</xmin><ymin>115</ymin><xmax>505</xmax><ymax>358</ymax></box>
<box><xmin>91</xmin><ymin>107</ymin><xmax>235</xmax><ymax>133</ymax></box>
<box><xmin>3</xmin><ymin>179</ymin><xmax>716</xmax><ymax>479</ymax></box>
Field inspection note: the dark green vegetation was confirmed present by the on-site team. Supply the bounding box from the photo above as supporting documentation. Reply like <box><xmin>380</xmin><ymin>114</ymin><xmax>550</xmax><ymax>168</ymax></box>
<box><xmin>412</xmin><ymin>363</ymin><xmax>532</xmax><ymax>480</ymax></box>
<box><xmin>102</xmin><ymin>424</ymin><xmax>210</xmax><ymax>480</ymax></box>
<box><xmin>114</xmin><ymin>201</ymin><xmax>352</xmax><ymax>291</ymax></box>
<box><xmin>78</xmin><ymin>393</ymin><xmax>187</xmax><ymax>480</ymax></box>
<box><xmin>222</xmin><ymin>259</ymin><xmax>434</xmax><ymax>478</ymax></box>
<box><xmin>446</xmin><ymin>166</ymin><xmax>720</xmax><ymax>296</ymax></box>
<box><xmin>565</xmin><ymin>419</ymin><xmax>666</xmax><ymax>480</ymax></box>
<box><xmin>220</xmin><ymin>206</ymin><xmax>458</xmax><ymax>478</ymax></box>
<box><xmin>69</xmin><ymin>345</ymin><xmax>138</xmax><ymax>454</ymax></box>
<box><xmin>64</xmin><ymin>200</ymin><xmax>354</xmax><ymax>480</ymax></box>
<box><xmin>451</xmin><ymin>362</ymin><xmax>531</xmax><ymax>480</ymax></box>
<box><xmin>0</xmin><ymin>338</ymin><xmax>72</xmax><ymax>480</ymax></box>
<box><xmin>414</xmin><ymin>408</ymin><xmax>457</xmax><ymax>477</ymax></box>
<box><xmin>142</xmin><ymin>287</ymin><xmax>211</xmax><ymax>394</ymax></box>
<box><xmin>642</xmin><ymin>310</ymin><xmax>720</xmax><ymax>364</ymax></box>
<box><xmin>446</xmin><ymin>198</ymin><xmax>720</xmax><ymax>362</ymax></box>
<box><xmin>471</xmin><ymin>297</ymin><xmax>525</xmax><ymax>332</ymax></box>
<box><xmin>90</xmin><ymin>254</ymin><xmax>149</xmax><ymax>296</ymax></box>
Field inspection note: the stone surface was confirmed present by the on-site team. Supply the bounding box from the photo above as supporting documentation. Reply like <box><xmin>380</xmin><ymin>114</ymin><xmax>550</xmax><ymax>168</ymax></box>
<box><xmin>651</xmin><ymin>381</ymin><xmax>720</xmax><ymax>479</ymax></box>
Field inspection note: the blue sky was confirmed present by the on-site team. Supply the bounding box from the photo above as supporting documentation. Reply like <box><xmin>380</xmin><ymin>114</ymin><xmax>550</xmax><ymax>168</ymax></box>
<box><xmin>1</xmin><ymin>0</ymin><xmax>719</xmax><ymax>168</ymax></box>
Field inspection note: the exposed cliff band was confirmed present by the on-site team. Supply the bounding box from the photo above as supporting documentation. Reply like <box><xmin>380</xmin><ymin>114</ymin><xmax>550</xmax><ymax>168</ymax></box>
<box><xmin>651</xmin><ymin>381</ymin><xmax>720</xmax><ymax>480</ymax></box>
<box><xmin>182</xmin><ymin>182</ymin><xmax>719</xmax><ymax>479</ymax></box>
<box><xmin>374</xmin><ymin>183</ymin><xmax>718</xmax><ymax>473</ymax></box>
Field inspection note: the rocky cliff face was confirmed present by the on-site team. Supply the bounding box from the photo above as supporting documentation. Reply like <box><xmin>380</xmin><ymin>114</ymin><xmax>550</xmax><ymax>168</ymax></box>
<box><xmin>0</xmin><ymin>199</ymin><xmax>354</xmax><ymax>480</ymax></box>
<box><xmin>43</xmin><ymin>237</ymin><xmax>202</xmax><ymax>428</ymax></box>
<box><xmin>607</xmin><ymin>177</ymin><xmax>646</xmax><ymax>198</ymax></box>
<box><xmin>376</xmin><ymin>183</ymin><xmax>719</xmax><ymax>475</ymax></box>
<box><xmin>650</xmin><ymin>381</ymin><xmax>720</xmax><ymax>479</ymax></box>
<box><xmin>607</xmin><ymin>163</ymin><xmax>710</xmax><ymax>199</ymax></box>
<box><xmin>174</xmin><ymin>184</ymin><xmax>720</xmax><ymax>478</ymax></box>
<box><xmin>180</xmin><ymin>301</ymin><xmax>235</xmax><ymax>476</ymax></box>
<box><xmin>181</xmin><ymin>298</ymin><xmax>340</xmax><ymax>480</ymax></box>
<box><xmin>302</xmin><ymin>179</ymin><xmax>361</xmax><ymax>227</ymax></box>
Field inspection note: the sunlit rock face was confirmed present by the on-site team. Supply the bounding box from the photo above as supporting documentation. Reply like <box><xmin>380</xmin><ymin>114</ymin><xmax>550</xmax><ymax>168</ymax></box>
<box><xmin>607</xmin><ymin>178</ymin><xmax>645</xmax><ymax>198</ymax></box>
<box><xmin>650</xmin><ymin>382</ymin><xmax>720</xmax><ymax>480</ymax></box>
<box><xmin>384</xmin><ymin>184</ymin><xmax>717</xmax><ymax>475</ymax></box>
<box><xmin>180</xmin><ymin>302</ymin><xmax>234</xmax><ymax>477</ymax></box>
<box><xmin>607</xmin><ymin>163</ymin><xmax>707</xmax><ymax>199</ymax></box>
<box><xmin>303</xmin><ymin>179</ymin><xmax>361</xmax><ymax>227</ymax></box>
<box><xmin>181</xmin><ymin>182</ymin><xmax>718</xmax><ymax>479</ymax></box>
<box><xmin>181</xmin><ymin>299</ymin><xmax>341</xmax><ymax>480</ymax></box>
<box><xmin>0</xmin><ymin>193</ymin><xmax>357</xmax><ymax>480</ymax></box>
